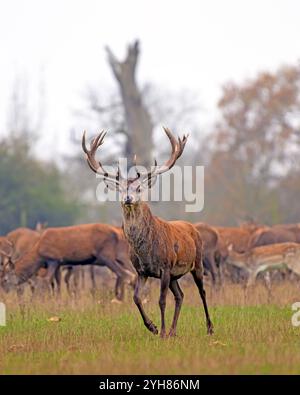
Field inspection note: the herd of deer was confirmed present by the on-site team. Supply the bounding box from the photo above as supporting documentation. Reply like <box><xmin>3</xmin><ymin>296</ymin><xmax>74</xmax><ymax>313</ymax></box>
<box><xmin>0</xmin><ymin>127</ymin><xmax>300</xmax><ymax>338</ymax></box>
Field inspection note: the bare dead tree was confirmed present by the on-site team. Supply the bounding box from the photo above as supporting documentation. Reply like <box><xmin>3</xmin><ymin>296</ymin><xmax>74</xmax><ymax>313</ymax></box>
<box><xmin>105</xmin><ymin>40</ymin><xmax>153</xmax><ymax>168</ymax></box>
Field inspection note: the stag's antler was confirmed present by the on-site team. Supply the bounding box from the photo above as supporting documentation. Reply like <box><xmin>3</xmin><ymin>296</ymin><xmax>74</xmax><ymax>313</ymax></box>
<box><xmin>82</xmin><ymin>130</ymin><xmax>121</xmax><ymax>186</ymax></box>
<box><xmin>142</xmin><ymin>127</ymin><xmax>189</xmax><ymax>183</ymax></box>
<box><xmin>82</xmin><ymin>127</ymin><xmax>188</xmax><ymax>186</ymax></box>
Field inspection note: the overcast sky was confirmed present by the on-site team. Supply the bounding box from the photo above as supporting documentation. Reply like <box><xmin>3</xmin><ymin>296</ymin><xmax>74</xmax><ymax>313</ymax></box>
<box><xmin>0</xmin><ymin>0</ymin><xmax>299</xmax><ymax>158</ymax></box>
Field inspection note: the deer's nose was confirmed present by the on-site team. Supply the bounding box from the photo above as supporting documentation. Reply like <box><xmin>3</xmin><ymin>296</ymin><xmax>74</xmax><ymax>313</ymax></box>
<box><xmin>124</xmin><ymin>195</ymin><xmax>133</xmax><ymax>205</ymax></box>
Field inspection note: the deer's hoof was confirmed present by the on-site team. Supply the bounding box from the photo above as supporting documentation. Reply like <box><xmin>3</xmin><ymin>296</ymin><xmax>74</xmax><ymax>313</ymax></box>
<box><xmin>147</xmin><ymin>321</ymin><xmax>158</xmax><ymax>335</ymax></box>
<box><xmin>207</xmin><ymin>323</ymin><xmax>214</xmax><ymax>336</ymax></box>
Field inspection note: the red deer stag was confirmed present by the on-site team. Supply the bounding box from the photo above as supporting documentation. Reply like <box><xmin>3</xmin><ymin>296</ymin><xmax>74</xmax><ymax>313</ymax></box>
<box><xmin>82</xmin><ymin>127</ymin><xmax>213</xmax><ymax>337</ymax></box>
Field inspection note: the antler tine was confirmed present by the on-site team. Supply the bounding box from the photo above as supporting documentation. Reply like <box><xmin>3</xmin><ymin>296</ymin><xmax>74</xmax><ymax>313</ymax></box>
<box><xmin>163</xmin><ymin>127</ymin><xmax>177</xmax><ymax>153</ymax></box>
<box><xmin>90</xmin><ymin>131</ymin><xmax>107</xmax><ymax>154</ymax></box>
<box><xmin>144</xmin><ymin>127</ymin><xmax>189</xmax><ymax>181</ymax></box>
<box><xmin>177</xmin><ymin>133</ymin><xmax>189</xmax><ymax>158</ymax></box>
<box><xmin>82</xmin><ymin>130</ymin><xmax>121</xmax><ymax>184</ymax></box>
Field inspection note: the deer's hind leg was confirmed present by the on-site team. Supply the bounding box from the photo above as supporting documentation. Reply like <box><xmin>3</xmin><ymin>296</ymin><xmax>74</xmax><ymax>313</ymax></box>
<box><xmin>191</xmin><ymin>249</ymin><xmax>214</xmax><ymax>335</ymax></box>
<box><xmin>54</xmin><ymin>265</ymin><xmax>61</xmax><ymax>296</ymax></box>
<box><xmin>203</xmin><ymin>253</ymin><xmax>219</xmax><ymax>288</ymax></box>
<box><xmin>97</xmin><ymin>247</ymin><xmax>136</xmax><ymax>302</ymax></box>
<box><xmin>168</xmin><ymin>278</ymin><xmax>184</xmax><ymax>337</ymax></box>
<box><xmin>64</xmin><ymin>266</ymin><xmax>73</xmax><ymax>295</ymax></box>
<box><xmin>90</xmin><ymin>265</ymin><xmax>96</xmax><ymax>298</ymax></box>
<box><xmin>115</xmin><ymin>276</ymin><xmax>125</xmax><ymax>301</ymax></box>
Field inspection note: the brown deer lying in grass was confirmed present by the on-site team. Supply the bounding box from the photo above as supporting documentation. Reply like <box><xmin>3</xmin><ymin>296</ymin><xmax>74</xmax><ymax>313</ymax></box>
<box><xmin>2</xmin><ymin>224</ymin><xmax>136</xmax><ymax>301</ymax></box>
<box><xmin>227</xmin><ymin>242</ymin><xmax>300</xmax><ymax>288</ymax></box>
<box><xmin>82</xmin><ymin>127</ymin><xmax>213</xmax><ymax>337</ymax></box>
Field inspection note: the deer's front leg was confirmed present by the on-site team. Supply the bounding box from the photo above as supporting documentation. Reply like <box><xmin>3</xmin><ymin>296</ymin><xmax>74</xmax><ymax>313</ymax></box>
<box><xmin>133</xmin><ymin>275</ymin><xmax>158</xmax><ymax>335</ymax></box>
<box><xmin>159</xmin><ymin>269</ymin><xmax>171</xmax><ymax>338</ymax></box>
<box><xmin>45</xmin><ymin>260</ymin><xmax>61</xmax><ymax>295</ymax></box>
<box><xmin>169</xmin><ymin>279</ymin><xmax>184</xmax><ymax>337</ymax></box>
<box><xmin>115</xmin><ymin>276</ymin><xmax>125</xmax><ymax>301</ymax></box>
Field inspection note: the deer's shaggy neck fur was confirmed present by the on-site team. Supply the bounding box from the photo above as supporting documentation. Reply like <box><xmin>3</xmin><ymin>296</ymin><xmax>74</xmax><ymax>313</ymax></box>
<box><xmin>122</xmin><ymin>202</ymin><xmax>154</xmax><ymax>251</ymax></box>
<box><xmin>122</xmin><ymin>201</ymin><xmax>164</xmax><ymax>278</ymax></box>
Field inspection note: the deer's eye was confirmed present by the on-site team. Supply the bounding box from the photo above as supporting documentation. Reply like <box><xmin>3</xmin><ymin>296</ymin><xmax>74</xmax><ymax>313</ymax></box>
<box><xmin>136</xmin><ymin>185</ymin><xmax>141</xmax><ymax>193</ymax></box>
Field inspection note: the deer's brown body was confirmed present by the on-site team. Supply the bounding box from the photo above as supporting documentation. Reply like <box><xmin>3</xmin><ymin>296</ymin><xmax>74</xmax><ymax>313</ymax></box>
<box><xmin>124</xmin><ymin>203</ymin><xmax>201</xmax><ymax>279</ymax></box>
<box><xmin>248</xmin><ymin>225</ymin><xmax>300</xmax><ymax>249</ymax></box>
<box><xmin>3</xmin><ymin>224</ymin><xmax>135</xmax><ymax>300</ymax></box>
<box><xmin>213</xmin><ymin>225</ymin><xmax>265</xmax><ymax>283</ymax></box>
<box><xmin>194</xmin><ymin>222</ymin><xmax>220</xmax><ymax>284</ymax></box>
<box><xmin>62</xmin><ymin>225</ymin><xmax>133</xmax><ymax>297</ymax></box>
<box><xmin>4</xmin><ymin>227</ymin><xmax>57</xmax><ymax>294</ymax></box>
<box><xmin>7</xmin><ymin>227</ymin><xmax>40</xmax><ymax>257</ymax></box>
<box><xmin>82</xmin><ymin>127</ymin><xmax>213</xmax><ymax>337</ymax></box>
<box><xmin>227</xmin><ymin>242</ymin><xmax>300</xmax><ymax>286</ymax></box>
<box><xmin>215</xmin><ymin>225</ymin><xmax>258</xmax><ymax>253</ymax></box>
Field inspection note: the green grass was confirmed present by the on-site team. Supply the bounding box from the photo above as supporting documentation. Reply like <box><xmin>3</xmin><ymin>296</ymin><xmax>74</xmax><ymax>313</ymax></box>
<box><xmin>0</xmin><ymin>283</ymin><xmax>300</xmax><ymax>374</ymax></box>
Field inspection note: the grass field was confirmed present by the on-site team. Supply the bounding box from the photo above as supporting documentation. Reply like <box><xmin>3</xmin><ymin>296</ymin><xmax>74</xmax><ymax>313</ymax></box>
<box><xmin>0</xmin><ymin>280</ymin><xmax>300</xmax><ymax>374</ymax></box>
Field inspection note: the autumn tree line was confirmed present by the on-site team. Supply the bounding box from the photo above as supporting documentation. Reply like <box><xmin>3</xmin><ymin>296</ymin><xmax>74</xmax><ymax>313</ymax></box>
<box><xmin>1</xmin><ymin>41</ymin><xmax>300</xmax><ymax>234</ymax></box>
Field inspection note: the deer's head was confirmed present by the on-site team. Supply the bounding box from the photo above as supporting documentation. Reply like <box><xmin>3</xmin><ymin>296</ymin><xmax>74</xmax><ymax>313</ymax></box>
<box><xmin>36</xmin><ymin>221</ymin><xmax>48</xmax><ymax>233</ymax></box>
<box><xmin>82</xmin><ymin>127</ymin><xmax>188</xmax><ymax>209</ymax></box>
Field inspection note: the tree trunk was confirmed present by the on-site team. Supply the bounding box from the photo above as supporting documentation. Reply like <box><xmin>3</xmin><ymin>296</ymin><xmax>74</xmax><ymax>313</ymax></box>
<box><xmin>106</xmin><ymin>40</ymin><xmax>153</xmax><ymax>169</ymax></box>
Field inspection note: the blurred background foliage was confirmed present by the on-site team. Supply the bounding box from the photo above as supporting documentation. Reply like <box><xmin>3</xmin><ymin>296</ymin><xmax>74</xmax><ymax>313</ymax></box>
<box><xmin>0</xmin><ymin>134</ymin><xmax>81</xmax><ymax>233</ymax></box>
<box><xmin>1</xmin><ymin>41</ymin><xmax>300</xmax><ymax>234</ymax></box>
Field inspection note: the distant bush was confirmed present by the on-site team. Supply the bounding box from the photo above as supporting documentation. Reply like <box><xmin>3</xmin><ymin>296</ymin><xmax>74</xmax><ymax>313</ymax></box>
<box><xmin>0</xmin><ymin>135</ymin><xmax>81</xmax><ymax>234</ymax></box>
